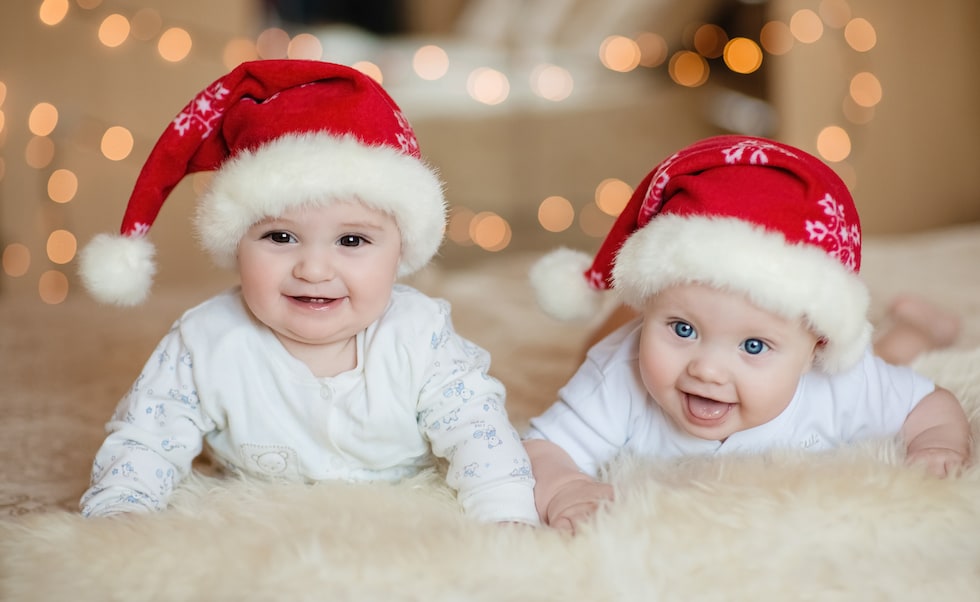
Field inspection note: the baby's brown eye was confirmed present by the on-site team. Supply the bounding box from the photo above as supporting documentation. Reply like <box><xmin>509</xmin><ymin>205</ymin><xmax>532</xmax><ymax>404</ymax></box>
<box><xmin>339</xmin><ymin>235</ymin><xmax>364</xmax><ymax>247</ymax></box>
<box><xmin>263</xmin><ymin>231</ymin><xmax>294</xmax><ymax>244</ymax></box>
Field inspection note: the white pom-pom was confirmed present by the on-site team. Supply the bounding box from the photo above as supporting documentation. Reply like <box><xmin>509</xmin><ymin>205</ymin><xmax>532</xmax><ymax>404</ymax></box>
<box><xmin>529</xmin><ymin>247</ymin><xmax>603</xmax><ymax>320</ymax></box>
<box><xmin>78</xmin><ymin>233</ymin><xmax>156</xmax><ymax>306</ymax></box>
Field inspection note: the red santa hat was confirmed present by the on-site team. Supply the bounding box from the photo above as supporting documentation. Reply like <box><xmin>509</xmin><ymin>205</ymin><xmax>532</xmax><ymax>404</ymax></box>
<box><xmin>530</xmin><ymin>135</ymin><xmax>872</xmax><ymax>373</ymax></box>
<box><xmin>79</xmin><ymin>59</ymin><xmax>445</xmax><ymax>306</ymax></box>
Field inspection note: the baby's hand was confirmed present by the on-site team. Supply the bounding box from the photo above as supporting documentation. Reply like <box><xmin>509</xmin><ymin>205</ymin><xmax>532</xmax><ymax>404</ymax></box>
<box><xmin>544</xmin><ymin>478</ymin><xmax>614</xmax><ymax>535</ymax></box>
<box><xmin>905</xmin><ymin>446</ymin><xmax>970</xmax><ymax>477</ymax></box>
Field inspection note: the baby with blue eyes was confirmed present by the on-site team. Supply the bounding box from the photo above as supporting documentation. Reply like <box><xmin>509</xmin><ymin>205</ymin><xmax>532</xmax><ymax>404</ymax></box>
<box><xmin>522</xmin><ymin>135</ymin><xmax>971</xmax><ymax>533</ymax></box>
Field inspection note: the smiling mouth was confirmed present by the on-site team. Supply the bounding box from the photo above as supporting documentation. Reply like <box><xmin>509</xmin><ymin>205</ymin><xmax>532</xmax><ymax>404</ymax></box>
<box><xmin>685</xmin><ymin>393</ymin><xmax>733</xmax><ymax>423</ymax></box>
<box><xmin>287</xmin><ymin>295</ymin><xmax>344</xmax><ymax>310</ymax></box>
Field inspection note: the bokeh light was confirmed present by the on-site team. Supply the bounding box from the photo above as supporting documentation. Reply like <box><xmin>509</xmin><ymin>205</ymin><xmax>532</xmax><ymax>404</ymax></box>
<box><xmin>413</xmin><ymin>45</ymin><xmax>449</xmax><ymax>81</ymax></box>
<box><xmin>694</xmin><ymin>24</ymin><xmax>727</xmax><ymax>59</ymax></box>
<box><xmin>158</xmin><ymin>27</ymin><xmax>192</xmax><ymax>62</ymax></box>
<box><xmin>599</xmin><ymin>35</ymin><xmax>641</xmax><ymax>72</ymax></box>
<box><xmin>849</xmin><ymin>71</ymin><xmax>882</xmax><ymax>107</ymax></box>
<box><xmin>98</xmin><ymin>13</ymin><xmax>130</xmax><ymax>48</ymax></box>
<box><xmin>635</xmin><ymin>32</ymin><xmax>668</xmax><ymax>67</ymax></box>
<box><xmin>819</xmin><ymin>0</ymin><xmax>852</xmax><ymax>28</ymax></box>
<box><xmin>287</xmin><ymin>33</ymin><xmax>322</xmax><ymax>60</ymax></box>
<box><xmin>469</xmin><ymin>211</ymin><xmax>511</xmax><ymax>252</ymax></box>
<box><xmin>2</xmin><ymin>243</ymin><xmax>30</xmax><ymax>278</ymax></box>
<box><xmin>760</xmin><ymin>21</ymin><xmax>794</xmax><ymax>55</ymax></box>
<box><xmin>29</xmin><ymin>102</ymin><xmax>59</xmax><ymax>136</ymax></box>
<box><xmin>447</xmin><ymin>206</ymin><xmax>476</xmax><ymax>246</ymax></box>
<box><xmin>595</xmin><ymin>178</ymin><xmax>632</xmax><ymax>216</ymax></box>
<box><xmin>0</xmin><ymin>81</ymin><xmax>6</xmax><ymax>106</ymax></box>
<box><xmin>256</xmin><ymin>28</ymin><xmax>290</xmax><ymax>59</ymax></box>
<box><xmin>131</xmin><ymin>8</ymin><xmax>162</xmax><ymax>41</ymax></box>
<box><xmin>668</xmin><ymin>51</ymin><xmax>709</xmax><ymax>87</ymax></box>
<box><xmin>46</xmin><ymin>230</ymin><xmax>77</xmax><ymax>265</ymax></box>
<box><xmin>844</xmin><ymin>18</ymin><xmax>876</xmax><ymax>52</ymax></box>
<box><xmin>790</xmin><ymin>9</ymin><xmax>824</xmax><ymax>44</ymax></box>
<box><xmin>538</xmin><ymin>196</ymin><xmax>575</xmax><ymax>233</ymax></box>
<box><xmin>723</xmin><ymin>38</ymin><xmax>763</xmax><ymax>74</ymax></box>
<box><xmin>25</xmin><ymin>136</ymin><xmax>55</xmax><ymax>169</ymax></box>
<box><xmin>530</xmin><ymin>64</ymin><xmax>573</xmax><ymax>101</ymax></box>
<box><xmin>39</xmin><ymin>0</ymin><xmax>69</xmax><ymax>26</ymax></box>
<box><xmin>467</xmin><ymin>68</ymin><xmax>509</xmax><ymax>105</ymax></box>
<box><xmin>101</xmin><ymin>126</ymin><xmax>134</xmax><ymax>161</ymax></box>
<box><xmin>47</xmin><ymin>169</ymin><xmax>78</xmax><ymax>203</ymax></box>
<box><xmin>39</xmin><ymin>270</ymin><xmax>69</xmax><ymax>305</ymax></box>
<box><xmin>817</xmin><ymin>126</ymin><xmax>851</xmax><ymax>162</ymax></box>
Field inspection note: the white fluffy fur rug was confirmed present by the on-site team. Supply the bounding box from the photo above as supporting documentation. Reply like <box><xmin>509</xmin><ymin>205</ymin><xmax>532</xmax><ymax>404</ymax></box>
<box><xmin>2</xmin><ymin>348</ymin><xmax>979</xmax><ymax>600</ymax></box>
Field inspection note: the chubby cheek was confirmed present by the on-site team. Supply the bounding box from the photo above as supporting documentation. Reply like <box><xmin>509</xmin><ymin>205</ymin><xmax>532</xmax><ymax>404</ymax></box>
<box><xmin>736</xmin><ymin>376</ymin><xmax>798</xmax><ymax>426</ymax></box>
<box><xmin>236</xmin><ymin>256</ymin><xmax>266</xmax><ymax>299</ymax></box>
<box><xmin>637</xmin><ymin>337</ymin><xmax>673</xmax><ymax>401</ymax></box>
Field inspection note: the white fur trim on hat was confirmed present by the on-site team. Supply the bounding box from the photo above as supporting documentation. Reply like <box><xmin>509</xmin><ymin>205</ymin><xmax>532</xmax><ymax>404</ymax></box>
<box><xmin>78</xmin><ymin>233</ymin><xmax>157</xmax><ymax>306</ymax></box>
<box><xmin>530</xmin><ymin>247</ymin><xmax>604</xmax><ymax>321</ymax></box>
<box><xmin>612</xmin><ymin>215</ymin><xmax>872</xmax><ymax>372</ymax></box>
<box><xmin>195</xmin><ymin>132</ymin><xmax>446</xmax><ymax>277</ymax></box>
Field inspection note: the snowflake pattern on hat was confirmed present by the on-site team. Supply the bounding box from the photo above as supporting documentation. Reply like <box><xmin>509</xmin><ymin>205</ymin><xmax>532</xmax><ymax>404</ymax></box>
<box><xmin>720</xmin><ymin>137</ymin><xmax>798</xmax><ymax>166</ymax></box>
<box><xmin>394</xmin><ymin>111</ymin><xmax>418</xmax><ymax>155</ymax></box>
<box><xmin>173</xmin><ymin>81</ymin><xmax>230</xmax><ymax>138</ymax></box>
<box><xmin>808</xmin><ymin>193</ymin><xmax>861</xmax><ymax>271</ymax></box>
<box><xmin>637</xmin><ymin>151</ymin><xmax>678</xmax><ymax>225</ymax></box>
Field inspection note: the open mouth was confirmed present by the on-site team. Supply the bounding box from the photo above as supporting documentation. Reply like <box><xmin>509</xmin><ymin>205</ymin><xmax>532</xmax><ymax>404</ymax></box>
<box><xmin>288</xmin><ymin>295</ymin><xmax>343</xmax><ymax>310</ymax></box>
<box><xmin>684</xmin><ymin>393</ymin><xmax>733</xmax><ymax>425</ymax></box>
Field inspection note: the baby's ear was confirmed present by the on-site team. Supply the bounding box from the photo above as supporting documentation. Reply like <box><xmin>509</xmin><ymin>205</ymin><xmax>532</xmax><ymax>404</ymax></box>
<box><xmin>806</xmin><ymin>337</ymin><xmax>828</xmax><ymax>371</ymax></box>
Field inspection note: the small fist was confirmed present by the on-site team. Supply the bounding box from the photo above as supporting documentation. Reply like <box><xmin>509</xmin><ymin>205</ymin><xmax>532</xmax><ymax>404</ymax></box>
<box><xmin>906</xmin><ymin>446</ymin><xmax>970</xmax><ymax>477</ymax></box>
<box><xmin>545</xmin><ymin>478</ymin><xmax>615</xmax><ymax>535</ymax></box>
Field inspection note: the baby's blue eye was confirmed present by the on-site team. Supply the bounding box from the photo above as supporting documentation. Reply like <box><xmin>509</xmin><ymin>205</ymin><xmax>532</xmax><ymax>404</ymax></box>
<box><xmin>339</xmin><ymin>235</ymin><xmax>366</xmax><ymax>247</ymax></box>
<box><xmin>671</xmin><ymin>321</ymin><xmax>695</xmax><ymax>339</ymax></box>
<box><xmin>740</xmin><ymin>338</ymin><xmax>770</xmax><ymax>355</ymax></box>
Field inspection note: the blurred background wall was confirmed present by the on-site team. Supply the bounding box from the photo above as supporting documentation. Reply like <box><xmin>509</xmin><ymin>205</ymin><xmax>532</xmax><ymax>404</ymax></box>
<box><xmin>1</xmin><ymin>0</ymin><xmax>978</xmax><ymax>304</ymax></box>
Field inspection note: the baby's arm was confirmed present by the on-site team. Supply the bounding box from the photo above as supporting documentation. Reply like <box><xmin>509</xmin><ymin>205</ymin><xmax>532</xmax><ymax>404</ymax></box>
<box><xmin>901</xmin><ymin>386</ymin><xmax>971</xmax><ymax>477</ymax></box>
<box><xmin>524</xmin><ymin>438</ymin><xmax>614</xmax><ymax>533</ymax></box>
<box><xmin>81</xmin><ymin>329</ymin><xmax>210</xmax><ymax>517</ymax></box>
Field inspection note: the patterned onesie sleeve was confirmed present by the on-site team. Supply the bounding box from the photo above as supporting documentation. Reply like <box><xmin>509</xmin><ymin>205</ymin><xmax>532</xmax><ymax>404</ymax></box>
<box><xmin>80</xmin><ymin>324</ymin><xmax>216</xmax><ymax>517</ymax></box>
<box><xmin>414</xmin><ymin>302</ymin><xmax>539</xmax><ymax>525</ymax></box>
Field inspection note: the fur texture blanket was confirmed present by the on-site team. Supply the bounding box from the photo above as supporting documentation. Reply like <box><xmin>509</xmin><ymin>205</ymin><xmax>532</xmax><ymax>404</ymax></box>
<box><xmin>2</xmin><ymin>223</ymin><xmax>979</xmax><ymax>601</ymax></box>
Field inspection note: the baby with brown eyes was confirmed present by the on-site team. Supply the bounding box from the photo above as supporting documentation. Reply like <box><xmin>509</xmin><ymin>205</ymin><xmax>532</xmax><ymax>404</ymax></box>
<box><xmin>523</xmin><ymin>135</ymin><xmax>971</xmax><ymax>533</ymax></box>
<box><xmin>76</xmin><ymin>60</ymin><xmax>538</xmax><ymax>526</ymax></box>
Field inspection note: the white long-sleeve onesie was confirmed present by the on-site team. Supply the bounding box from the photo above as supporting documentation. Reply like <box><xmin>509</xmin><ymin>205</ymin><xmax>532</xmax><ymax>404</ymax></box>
<box><xmin>81</xmin><ymin>285</ymin><xmax>538</xmax><ymax>524</ymax></box>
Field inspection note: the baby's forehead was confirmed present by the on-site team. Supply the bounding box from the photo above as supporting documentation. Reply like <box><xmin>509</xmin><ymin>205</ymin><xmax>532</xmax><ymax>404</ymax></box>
<box><xmin>646</xmin><ymin>282</ymin><xmax>814</xmax><ymax>325</ymax></box>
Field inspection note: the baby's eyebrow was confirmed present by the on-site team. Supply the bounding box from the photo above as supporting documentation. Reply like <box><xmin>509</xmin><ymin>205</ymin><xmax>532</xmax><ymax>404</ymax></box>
<box><xmin>253</xmin><ymin>216</ymin><xmax>293</xmax><ymax>227</ymax></box>
<box><xmin>337</xmin><ymin>220</ymin><xmax>388</xmax><ymax>232</ymax></box>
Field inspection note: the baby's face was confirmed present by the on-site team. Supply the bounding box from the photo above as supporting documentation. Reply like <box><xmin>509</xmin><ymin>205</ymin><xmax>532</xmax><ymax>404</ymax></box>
<box><xmin>236</xmin><ymin>200</ymin><xmax>402</xmax><ymax>360</ymax></box>
<box><xmin>637</xmin><ymin>283</ymin><xmax>819</xmax><ymax>441</ymax></box>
